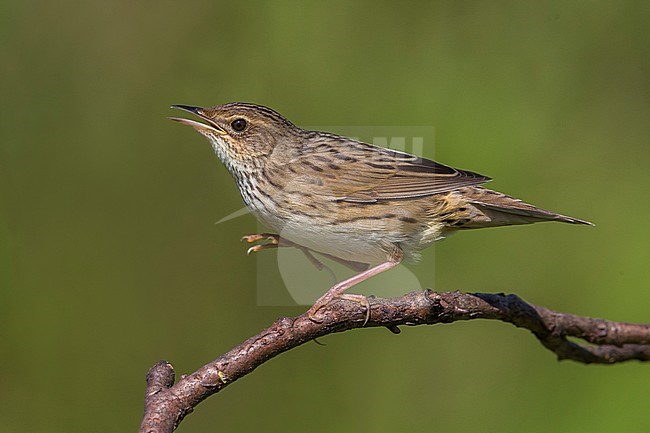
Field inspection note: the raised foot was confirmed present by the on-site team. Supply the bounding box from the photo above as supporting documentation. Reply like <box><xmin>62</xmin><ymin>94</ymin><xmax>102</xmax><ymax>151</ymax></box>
<box><xmin>241</xmin><ymin>233</ymin><xmax>280</xmax><ymax>244</ymax></box>
<box><xmin>240</xmin><ymin>233</ymin><xmax>370</xmax><ymax>273</ymax></box>
<box><xmin>240</xmin><ymin>233</ymin><xmax>327</xmax><ymax>270</ymax></box>
<box><xmin>241</xmin><ymin>233</ymin><xmax>294</xmax><ymax>255</ymax></box>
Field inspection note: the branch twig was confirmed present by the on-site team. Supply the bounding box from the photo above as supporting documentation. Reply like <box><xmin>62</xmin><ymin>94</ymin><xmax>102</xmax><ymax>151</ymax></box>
<box><xmin>139</xmin><ymin>290</ymin><xmax>650</xmax><ymax>433</ymax></box>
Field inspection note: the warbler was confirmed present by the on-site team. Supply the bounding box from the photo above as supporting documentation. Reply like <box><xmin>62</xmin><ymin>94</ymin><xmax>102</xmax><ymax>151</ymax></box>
<box><xmin>170</xmin><ymin>102</ymin><xmax>591</xmax><ymax>320</ymax></box>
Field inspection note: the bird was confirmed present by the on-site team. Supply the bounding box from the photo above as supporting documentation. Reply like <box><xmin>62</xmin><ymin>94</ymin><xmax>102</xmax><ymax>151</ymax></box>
<box><xmin>170</xmin><ymin>102</ymin><xmax>591</xmax><ymax>321</ymax></box>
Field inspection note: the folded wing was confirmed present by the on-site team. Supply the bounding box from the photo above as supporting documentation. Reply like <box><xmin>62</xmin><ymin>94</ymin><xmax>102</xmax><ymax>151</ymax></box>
<box><xmin>283</xmin><ymin>140</ymin><xmax>491</xmax><ymax>203</ymax></box>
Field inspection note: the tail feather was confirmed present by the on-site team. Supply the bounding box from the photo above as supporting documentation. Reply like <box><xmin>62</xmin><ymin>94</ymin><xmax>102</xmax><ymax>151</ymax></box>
<box><xmin>457</xmin><ymin>187</ymin><xmax>593</xmax><ymax>228</ymax></box>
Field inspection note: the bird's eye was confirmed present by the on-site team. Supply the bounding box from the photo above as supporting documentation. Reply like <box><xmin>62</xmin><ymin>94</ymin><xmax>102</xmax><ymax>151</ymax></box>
<box><xmin>230</xmin><ymin>118</ymin><xmax>248</xmax><ymax>132</ymax></box>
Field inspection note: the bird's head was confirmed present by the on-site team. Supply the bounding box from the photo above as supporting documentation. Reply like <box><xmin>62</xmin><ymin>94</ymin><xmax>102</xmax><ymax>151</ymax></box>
<box><xmin>170</xmin><ymin>102</ymin><xmax>300</xmax><ymax>169</ymax></box>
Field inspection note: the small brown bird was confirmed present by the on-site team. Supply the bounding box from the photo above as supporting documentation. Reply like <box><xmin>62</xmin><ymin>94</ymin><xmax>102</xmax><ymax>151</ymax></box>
<box><xmin>170</xmin><ymin>102</ymin><xmax>591</xmax><ymax>320</ymax></box>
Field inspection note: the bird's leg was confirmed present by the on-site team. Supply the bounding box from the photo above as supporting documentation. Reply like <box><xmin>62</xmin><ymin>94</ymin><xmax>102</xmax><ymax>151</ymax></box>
<box><xmin>295</xmin><ymin>247</ymin><xmax>329</xmax><ymax>271</ymax></box>
<box><xmin>241</xmin><ymin>233</ymin><xmax>332</xmax><ymax>271</ymax></box>
<box><xmin>241</xmin><ymin>233</ymin><xmax>371</xmax><ymax>273</ymax></box>
<box><xmin>307</xmin><ymin>250</ymin><xmax>404</xmax><ymax>325</ymax></box>
<box><xmin>311</xmin><ymin>252</ymin><xmax>370</xmax><ymax>273</ymax></box>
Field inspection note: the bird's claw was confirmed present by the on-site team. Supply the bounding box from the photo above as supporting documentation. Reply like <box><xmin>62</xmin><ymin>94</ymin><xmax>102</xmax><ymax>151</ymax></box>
<box><xmin>241</xmin><ymin>233</ymin><xmax>281</xmax><ymax>255</ymax></box>
<box><xmin>241</xmin><ymin>233</ymin><xmax>280</xmax><ymax>244</ymax></box>
<box><xmin>340</xmin><ymin>294</ymin><xmax>371</xmax><ymax>326</ymax></box>
<box><xmin>306</xmin><ymin>293</ymin><xmax>371</xmax><ymax>326</ymax></box>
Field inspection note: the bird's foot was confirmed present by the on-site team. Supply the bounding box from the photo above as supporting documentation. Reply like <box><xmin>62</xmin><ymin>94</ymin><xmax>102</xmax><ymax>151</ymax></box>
<box><xmin>307</xmin><ymin>292</ymin><xmax>371</xmax><ymax>326</ymax></box>
<box><xmin>241</xmin><ymin>233</ymin><xmax>333</xmax><ymax>273</ymax></box>
<box><xmin>241</xmin><ymin>233</ymin><xmax>295</xmax><ymax>254</ymax></box>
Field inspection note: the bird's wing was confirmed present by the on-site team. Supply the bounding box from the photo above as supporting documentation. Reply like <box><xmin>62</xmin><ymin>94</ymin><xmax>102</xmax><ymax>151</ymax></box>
<box><xmin>282</xmin><ymin>139</ymin><xmax>491</xmax><ymax>203</ymax></box>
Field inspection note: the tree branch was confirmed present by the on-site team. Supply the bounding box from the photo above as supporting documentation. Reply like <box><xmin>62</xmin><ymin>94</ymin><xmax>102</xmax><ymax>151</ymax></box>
<box><xmin>139</xmin><ymin>290</ymin><xmax>650</xmax><ymax>433</ymax></box>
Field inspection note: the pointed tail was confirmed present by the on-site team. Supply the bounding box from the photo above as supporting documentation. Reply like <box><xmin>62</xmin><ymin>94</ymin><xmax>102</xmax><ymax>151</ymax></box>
<box><xmin>459</xmin><ymin>187</ymin><xmax>593</xmax><ymax>227</ymax></box>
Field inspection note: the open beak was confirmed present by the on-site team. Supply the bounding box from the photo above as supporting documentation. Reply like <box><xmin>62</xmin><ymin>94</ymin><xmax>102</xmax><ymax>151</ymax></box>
<box><xmin>169</xmin><ymin>105</ymin><xmax>227</xmax><ymax>135</ymax></box>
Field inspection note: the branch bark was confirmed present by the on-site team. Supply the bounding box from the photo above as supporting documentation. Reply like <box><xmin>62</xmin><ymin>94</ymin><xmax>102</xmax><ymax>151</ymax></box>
<box><xmin>139</xmin><ymin>290</ymin><xmax>650</xmax><ymax>433</ymax></box>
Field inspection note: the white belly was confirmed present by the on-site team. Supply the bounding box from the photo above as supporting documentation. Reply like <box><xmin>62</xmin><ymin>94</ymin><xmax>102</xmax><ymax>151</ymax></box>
<box><xmin>259</xmin><ymin>210</ymin><xmax>391</xmax><ymax>264</ymax></box>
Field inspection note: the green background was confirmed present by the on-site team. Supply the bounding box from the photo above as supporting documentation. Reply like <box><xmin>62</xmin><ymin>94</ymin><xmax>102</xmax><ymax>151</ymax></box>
<box><xmin>1</xmin><ymin>1</ymin><xmax>648</xmax><ymax>432</ymax></box>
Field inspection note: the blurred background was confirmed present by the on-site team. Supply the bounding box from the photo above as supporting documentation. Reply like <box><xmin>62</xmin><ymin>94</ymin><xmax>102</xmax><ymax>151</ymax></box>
<box><xmin>1</xmin><ymin>1</ymin><xmax>648</xmax><ymax>432</ymax></box>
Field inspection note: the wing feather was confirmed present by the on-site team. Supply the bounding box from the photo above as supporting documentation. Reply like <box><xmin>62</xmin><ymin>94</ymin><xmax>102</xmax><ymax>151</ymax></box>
<box><xmin>281</xmin><ymin>137</ymin><xmax>491</xmax><ymax>202</ymax></box>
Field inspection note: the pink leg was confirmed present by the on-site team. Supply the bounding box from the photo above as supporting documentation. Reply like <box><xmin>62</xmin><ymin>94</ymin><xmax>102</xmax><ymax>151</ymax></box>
<box><xmin>307</xmin><ymin>250</ymin><xmax>403</xmax><ymax>323</ymax></box>
<box><xmin>315</xmin><ymin>252</ymin><xmax>370</xmax><ymax>273</ymax></box>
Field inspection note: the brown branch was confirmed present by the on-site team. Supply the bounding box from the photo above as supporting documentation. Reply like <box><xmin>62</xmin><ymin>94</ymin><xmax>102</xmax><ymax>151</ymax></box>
<box><xmin>139</xmin><ymin>290</ymin><xmax>650</xmax><ymax>433</ymax></box>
